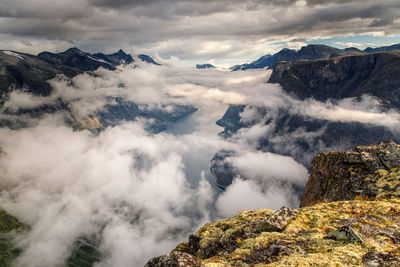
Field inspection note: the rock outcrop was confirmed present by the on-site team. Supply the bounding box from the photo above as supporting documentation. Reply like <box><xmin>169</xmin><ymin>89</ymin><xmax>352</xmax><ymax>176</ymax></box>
<box><xmin>147</xmin><ymin>141</ymin><xmax>400</xmax><ymax>266</ymax></box>
<box><xmin>146</xmin><ymin>199</ymin><xmax>400</xmax><ymax>266</ymax></box>
<box><xmin>300</xmin><ymin>140</ymin><xmax>400</xmax><ymax>207</ymax></box>
<box><xmin>268</xmin><ymin>51</ymin><xmax>400</xmax><ymax>106</ymax></box>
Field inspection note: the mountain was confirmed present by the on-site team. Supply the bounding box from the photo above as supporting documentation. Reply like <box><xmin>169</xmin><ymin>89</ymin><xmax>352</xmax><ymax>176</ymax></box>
<box><xmin>0</xmin><ymin>50</ymin><xmax>79</xmax><ymax>99</ymax></box>
<box><xmin>269</xmin><ymin>50</ymin><xmax>400</xmax><ymax>105</ymax></box>
<box><xmin>364</xmin><ymin>43</ymin><xmax>400</xmax><ymax>53</ymax></box>
<box><xmin>38</xmin><ymin>47</ymin><xmax>117</xmax><ymax>72</ymax></box>
<box><xmin>231</xmin><ymin>44</ymin><xmax>362</xmax><ymax>71</ymax></box>
<box><xmin>212</xmin><ymin>51</ymin><xmax>400</xmax><ymax>188</ymax></box>
<box><xmin>0</xmin><ymin>48</ymin><xmax>190</xmax><ymax>133</ymax></box>
<box><xmin>196</xmin><ymin>64</ymin><xmax>215</xmax><ymax>69</ymax></box>
<box><xmin>92</xmin><ymin>49</ymin><xmax>134</xmax><ymax>65</ymax></box>
<box><xmin>137</xmin><ymin>54</ymin><xmax>161</xmax><ymax>65</ymax></box>
<box><xmin>146</xmin><ymin>141</ymin><xmax>400</xmax><ymax>266</ymax></box>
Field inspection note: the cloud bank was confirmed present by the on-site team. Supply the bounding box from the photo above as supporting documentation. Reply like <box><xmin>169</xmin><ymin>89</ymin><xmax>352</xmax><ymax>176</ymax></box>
<box><xmin>0</xmin><ymin>0</ymin><xmax>399</xmax><ymax>64</ymax></box>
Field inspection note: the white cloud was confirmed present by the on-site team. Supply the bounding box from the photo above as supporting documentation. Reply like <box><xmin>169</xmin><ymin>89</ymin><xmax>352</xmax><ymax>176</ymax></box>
<box><xmin>216</xmin><ymin>178</ymin><xmax>298</xmax><ymax>217</ymax></box>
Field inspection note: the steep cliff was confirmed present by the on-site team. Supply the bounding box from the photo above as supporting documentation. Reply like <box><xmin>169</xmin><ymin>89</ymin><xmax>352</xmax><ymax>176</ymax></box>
<box><xmin>268</xmin><ymin>51</ymin><xmax>400</xmax><ymax>106</ymax></box>
<box><xmin>147</xmin><ymin>141</ymin><xmax>400</xmax><ymax>266</ymax></box>
<box><xmin>300</xmin><ymin>140</ymin><xmax>400</xmax><ymax>207</ymax></box>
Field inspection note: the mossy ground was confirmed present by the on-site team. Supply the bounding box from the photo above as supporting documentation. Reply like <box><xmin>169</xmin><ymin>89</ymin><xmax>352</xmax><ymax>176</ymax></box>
<box><xmin>176</xmin><ymin>199</ymin><xmax>400</xmax><ymax>266</ymax></box>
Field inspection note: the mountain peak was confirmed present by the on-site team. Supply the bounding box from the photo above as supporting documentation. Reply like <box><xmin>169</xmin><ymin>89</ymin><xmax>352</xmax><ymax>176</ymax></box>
<box><xmin>64</xmin><ymin>47</ymin><xmax>84</xmax><ymax>54</ymax></box>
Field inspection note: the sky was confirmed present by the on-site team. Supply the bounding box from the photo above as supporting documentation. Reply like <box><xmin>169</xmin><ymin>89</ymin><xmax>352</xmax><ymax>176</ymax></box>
<box><xmin>0</xmin><ymin>0</ymin><xmax>400</xmax><ymax>66</ymax></box>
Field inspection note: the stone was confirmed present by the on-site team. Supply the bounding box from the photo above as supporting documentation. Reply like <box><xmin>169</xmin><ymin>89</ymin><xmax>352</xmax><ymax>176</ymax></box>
<box><xmin>144</xmin><ymin>255</ymin><xmax>178</xmax><ymax>267</ymax></box>
<box><xmin>362</xmin><ymin>251</ymin><xmax>400</xmax><ymax>267</ymax></box>
<box><xmin>171</xmin><ymin>251</ymin><xmax>201</xmax><ymax>267</ymax></box>
<box><xmin>301</xmin><ymin>140</ymin><xmax>400</xmax><ymax>207</ymax></box>
<box><xmin>264</xmin><ymin>207</ymin><xmax>299</xmax><ymax>231</ymax></box>
<box><xmin>187</xmin><ymin>234</ymin><xmax>200</xmax><ymax>255</ymax></box>
<box><xmin>325</xmin><ymin>225</ymin><xmax>363</xmax><ymax>243</ymax></box>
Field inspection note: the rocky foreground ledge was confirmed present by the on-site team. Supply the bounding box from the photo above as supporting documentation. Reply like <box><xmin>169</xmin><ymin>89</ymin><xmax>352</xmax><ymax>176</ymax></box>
<box><xmin>146</xmin><ymin>141</ymin><xmax>400</xmax><ymax>266</ymax></box>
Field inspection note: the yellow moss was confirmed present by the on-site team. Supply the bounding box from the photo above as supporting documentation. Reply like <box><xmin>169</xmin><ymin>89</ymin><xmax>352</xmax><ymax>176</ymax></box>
<box><xmin>196</xmin><ymin>199</ymin><xmax>400</xmax><ymax>266</ymax></box>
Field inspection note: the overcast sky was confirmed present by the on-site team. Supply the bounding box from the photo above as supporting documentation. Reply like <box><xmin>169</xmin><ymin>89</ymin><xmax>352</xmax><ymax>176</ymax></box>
<box><xmin>0</xmin><ymin>0</ymin><xmax>400</xmax><ymax>65</ymax></box>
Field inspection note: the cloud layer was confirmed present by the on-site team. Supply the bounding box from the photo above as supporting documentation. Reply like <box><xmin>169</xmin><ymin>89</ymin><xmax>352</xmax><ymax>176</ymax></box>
<box><xmin>0</xmin><ymin>0</ymin><xmax>399</xmax><ymax>64</ymax></box>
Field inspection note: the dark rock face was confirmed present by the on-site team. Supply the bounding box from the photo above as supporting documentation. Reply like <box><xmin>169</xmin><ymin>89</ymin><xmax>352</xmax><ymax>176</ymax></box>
<box><xmin>38</xmin><ymin>47</ymin><xmax>116</xmax><ymax>72</ymax></box>
<box><xmin>0</xmin><ymin>50</ymin><xmax>79</xmax><ymax>98</ymax></box>
<box><xmin>92</xmin><ymin>49</ymin><xmax>134</xmax><ymax>66</ymax></box>
<box><xmin>300</xmin><ymin>140</ymin><xmax>400</xmax><ymax>207</ymax></box>
<box><xmin>195</xmin><ymin>64</ymin><xmax>215</xmax><ymax>69</ymax></box>
<box><xmin>364</xmin><ymin>43</ymin><xmax>400</xmax><ymax>53</ymax></box>
<box><xmin>231</xmin><ymin>44</ymin><xmax>361</xmax><ymax>71</ymax></box>
<box><xmin>215</xmin><ymin>104</ymin><xmax>245</xmax><ymax>137</ymax></box>
<box><xmin>209</xmin><ymin>150</ymin><xmax>237</xmax><ymax>188</ymax></box>
<box><xmin>0</xmin><ymin>48</ymin><xmax>136</xmax><ymax>101</ymax></box>
<box><xmin>269</xmin><ymin>51</ymin><xmax>400</xmax><ymax>106</ymax></box>
<box><xmin>138</xmin><ymin>54</ymin><xmax>161</xmax><ymax>65</ymax></box>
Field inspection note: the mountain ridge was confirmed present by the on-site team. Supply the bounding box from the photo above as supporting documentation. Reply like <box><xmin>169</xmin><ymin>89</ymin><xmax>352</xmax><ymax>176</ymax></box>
<box><xmin>230</xmin><ymin>43</ymin><xmax>400</xmax><ymax>71</ymax></box>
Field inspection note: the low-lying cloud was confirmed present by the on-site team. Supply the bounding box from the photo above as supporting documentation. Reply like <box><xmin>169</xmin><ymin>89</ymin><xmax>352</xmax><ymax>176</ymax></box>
<box><xmin>2</xmin><ymin>61</ymin><xmax>400</xmax><ymax>266</ymax></box>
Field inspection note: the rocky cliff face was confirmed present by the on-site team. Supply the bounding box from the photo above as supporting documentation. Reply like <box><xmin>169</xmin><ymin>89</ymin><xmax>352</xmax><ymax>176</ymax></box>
<box><xmin>213</xmin><ymin>51</ymin><xmax>400</xmax><ymax>189</ymax></box>
<box><xmin>300</xmin><ymin>140</ymin><xmax>400</xmax><ymax>207</ymax></box>
<box><xmin>146</xmin><ymin>141</ymin><xmax>400</xmax><ymax>266</ymax></box>
<box><xmin>268</xmin><ymin>51</ymin><xmax>400</xmax><ymax>106</ymax></box>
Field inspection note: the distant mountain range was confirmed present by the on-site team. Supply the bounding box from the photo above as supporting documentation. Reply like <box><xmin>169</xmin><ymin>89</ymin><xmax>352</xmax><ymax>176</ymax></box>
<box><xmin>196</xmin><ymin>63</ymin><xmax>215</xmax><ymax>69</ymax></box>
<box><xmin>0</xmin><ymin>48</ymin><xmax>198</xmax><ymax>133</ymax></box>
<box><xmin>230</xmin><ymin>43</ymin><xmax>400</xmax><ymax>71</ymax></box>
<box><xmin>0</xmin><ymin>47</ymin><xmax>160</xmax><ymax>99</ymax></box>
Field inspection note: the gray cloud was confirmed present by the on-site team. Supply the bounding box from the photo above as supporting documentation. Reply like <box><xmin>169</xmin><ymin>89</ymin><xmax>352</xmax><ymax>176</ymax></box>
<box><xmin>0</xmin><ymin>0</ymin><xmax>399</xmax><ymax>62</ymax></box>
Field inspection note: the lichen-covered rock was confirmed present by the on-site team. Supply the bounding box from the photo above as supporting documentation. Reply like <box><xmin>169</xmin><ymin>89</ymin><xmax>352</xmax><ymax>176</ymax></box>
<box><xmin>300</xmin><ymin>140</ymin><xmax>400</xmax><ymax>207</ymax></box>
<box><xmin>171</xmin><ymin>251</ymin><xmax>201</xmax><ymax>267</ymax></box>
<box><xmin>144</xmin><ymin>255</ymin><xmax>178</xmax><ymax>267</ymax></box>
<box><xmin>264</xmin><ymin>207</ymin><xmax>299</xmax><ymax>231</ymax></box>
<box><xmin>165</xmin><ymin>199</ymin><xmax>400</xmax><ymax>266</ymax></box>
<box><xmin>362</xmin><ymin>251</ymin><xmax>400</xmax><ymax>267</ymax></box>
<box><xmin>325</xmin><ymin>225</ymin><xmax>364</xmax><ymax>243</ymax></box>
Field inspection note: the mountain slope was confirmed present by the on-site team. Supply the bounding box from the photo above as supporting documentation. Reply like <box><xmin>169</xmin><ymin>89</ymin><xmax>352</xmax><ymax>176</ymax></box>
<box><xmin>38</xmin><ymin>47</ymin><xmax>116</xmax><ymax>72</ymax></box>
<box><xmin>0</xmin><ymin>50</ymin><xmax>79</xmax><ymax>99</ymax></box>
<box><xmin>146</xmin><ymin>141</ymin><xmax>400</xmax><ymax>266</ymax></box>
